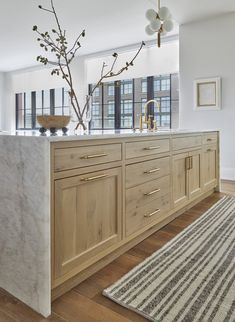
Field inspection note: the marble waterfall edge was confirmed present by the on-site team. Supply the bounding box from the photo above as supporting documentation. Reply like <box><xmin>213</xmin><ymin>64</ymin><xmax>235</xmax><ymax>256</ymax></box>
<box><xmin>0</xmin><ymin>136</ymin><xmax>51</xmax><ymax>317</ymax></box>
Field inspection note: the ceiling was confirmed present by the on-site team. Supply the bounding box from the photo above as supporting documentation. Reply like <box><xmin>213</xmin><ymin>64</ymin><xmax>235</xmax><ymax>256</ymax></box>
<box><xmin>0</xmin><ymin>0</ymin><xmax>234</xmax><ymax>72</ymax></box>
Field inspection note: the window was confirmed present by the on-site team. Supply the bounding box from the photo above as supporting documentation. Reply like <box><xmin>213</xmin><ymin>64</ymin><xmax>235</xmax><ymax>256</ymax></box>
<box><xmin>108</xmin><ymin>84</ymin><xmax>115</xmax><ymax>96</ymax></box>
<box><xmin>161</xmin><ymin>78</ymin><xmax>170</xmax><ymax>91</ymax></box>
<box><xmin>154</xmin><ymin>75</ymin><xmax>171</xmax><ymax>92</ymax></box>
<box><xmin>121</xmin><ymin>100</ymin><xmax>133</xmax><ymax>128</ymax></box>
<box><xmin>154</xmin><ymin>96</ymin><xmax>171</xmax><ymax>128</ymax></box>
<box><xmin>121</xmin><ymin>80</ymin><xmax>133</xmax><ymax>95</ymax></box>
<box><xmin>108</xmin><ymin>101</ymin><xmax>115</xmax><ymax>116</ymax></box>
<box><xmin>91</xmin><ymin>102</ymin><xmax>102</xmax><ymax>129</ymax></box>
<box><xmin>89</xmin><ymin>73</ymin><xmax>179</xmax><ymax>130</ymax></box>
<box><xmin>104</xmin><ymin>101</ymin><xmax>115</xmax><ymax>128</ymax></box>
<box><xmin>16</xmin><ymin>88</ymin><xmax>69</xmax><ymax>130</ymax></box>
<box><xmin>154</xmin><ymin>79</ymin><xmax>161</xmax><ymax>92</ymax></box>
<box><xmin>141</xmin><ymin>98</ymin><xmax>147</xmax><ymax>114</ymax></box>
<box><xmin>141</xmin><ymin>78</ymin><xmax>147</xmax><ymax>93</ymax></box>
<box><xmin>93</xmin><ymin>87</ymin><xmax>100</xmax><ymax>97</ymax></box>
<box><xmin>161</xmin><ymin>97</ymin><xmax>171</xmax><ymax>113</ymax></box>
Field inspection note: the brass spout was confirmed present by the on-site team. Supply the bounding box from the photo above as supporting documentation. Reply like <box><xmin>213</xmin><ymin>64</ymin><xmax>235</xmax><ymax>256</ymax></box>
<box><xmin>139</xmin><ymin>99</ymin><xmax>160</xmax><ymax>131</ymax></box>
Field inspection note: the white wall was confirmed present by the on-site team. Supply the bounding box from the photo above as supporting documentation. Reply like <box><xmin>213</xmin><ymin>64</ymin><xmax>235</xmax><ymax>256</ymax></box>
<box><xmin>0</xmin><ymin>73</ymin><xmax>5</xmax><ymax>129</ymax></box>
<box><xmin>87</xmin><ymin>40</ymin><xmax>179</xmax><ymax>83</ymax></box>
<box><xmin>2</xmin><ymin>56</ymin><xmax>87</xmax><ymax>132</ymax></box>
<box><xmin>180</xmin><ymin>13</ymin><xmax>235</xmax><ymax>180</ymax></box>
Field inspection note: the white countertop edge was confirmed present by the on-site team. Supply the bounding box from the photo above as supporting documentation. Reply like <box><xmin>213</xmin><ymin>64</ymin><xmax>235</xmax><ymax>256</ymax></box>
<box><xmin>0</xmin><ymin>129</ymin><xmax>220</xmax><ymax>142</ymax></box>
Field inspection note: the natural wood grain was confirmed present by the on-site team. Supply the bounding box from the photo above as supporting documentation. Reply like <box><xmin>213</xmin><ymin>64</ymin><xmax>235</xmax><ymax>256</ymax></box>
<box><xmin>125</xmin><ymin>138</ymin><xmax>170</xmax><ymax>159</ymax></box>
<box><xmin>54</xmin><ymin>143</ymin><xmax>122</xmax><ymax>172</ymax></box>
<box><xmin>1</xmin><ymin>191</ymin><xmax>234</xmax><ymax>322</ymax></box>
<box><xmin>54</xmin><ymin>167</ymin><xmax>122</xmax><ymax>280</ymax></box>
<box><xmin>125</xmin><ymin>156</ymin><xmax>170</xmax><ymax>189</ymax></box>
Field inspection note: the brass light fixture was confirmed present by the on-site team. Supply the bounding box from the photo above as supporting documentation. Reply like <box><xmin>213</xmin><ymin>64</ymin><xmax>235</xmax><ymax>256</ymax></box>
<box><xmin>145</xmin><ymin>0</ymin><xmax>174</xmax><ymax>47</ymax></box>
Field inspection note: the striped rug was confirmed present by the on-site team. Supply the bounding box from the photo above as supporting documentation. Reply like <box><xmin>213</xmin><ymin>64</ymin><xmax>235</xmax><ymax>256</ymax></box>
<box><xmin>103</xmin><ymin>196</ymin><xmax>235</xmax><ymax>322</ymax></box>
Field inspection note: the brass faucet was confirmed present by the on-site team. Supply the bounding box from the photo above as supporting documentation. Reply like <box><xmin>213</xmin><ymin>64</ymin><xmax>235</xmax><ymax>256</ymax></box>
<box><xmin>139</xmin><ymin>99</ymin><xmax>160</xmax><ymax>131</ymax></box>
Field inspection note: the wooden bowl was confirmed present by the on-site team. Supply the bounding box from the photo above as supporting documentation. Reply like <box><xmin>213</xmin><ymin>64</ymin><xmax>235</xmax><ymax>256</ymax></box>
<box><xmin>37</xmin><ymin>115</ymin><xmax>71</xmax><ymax>129</ymax></box>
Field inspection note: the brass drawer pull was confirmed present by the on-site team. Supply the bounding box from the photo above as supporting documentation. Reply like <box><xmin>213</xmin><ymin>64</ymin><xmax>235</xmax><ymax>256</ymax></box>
<box><xmin>144</xmin><ymin>188</ymin><xmax>161</xmax><ymax>196</ymax></box>
<box><xmin>144</xmin><ymin>168</ymin><xmax>160</xmax><ymax>174</ymax></box>
<box><xmin>81</xmin><ymin>174</ymin><xmax>108</xmax><ymax>182</ymax></box>
<box><xmin>144</xmin><ymin>208</ymin><xmax>161</xmax><ymax>218</ymax></box>
<box><xmin>207</xmin><ymin>148</ymin><xmax>213</xmax><ymax>152</ymax></box>
<box><xmin>207</xmin><ymin>138</ymin><xmax>214</xmax><ymax>141</ymax></box>
<box><xmin>80</xmin><ymin>153</ymin><xmax>108</xmax><ymax>160</ymax></box>
<box><xmin>143</xmin><ymin>146</ymin><xmax>161</xmax><ymax>151</ymax></box>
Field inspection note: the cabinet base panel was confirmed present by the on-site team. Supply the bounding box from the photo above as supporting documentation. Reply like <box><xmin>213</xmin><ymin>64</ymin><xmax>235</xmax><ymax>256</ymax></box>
<box><xmin>52</xmin><ymin>189</ymin><xmax>215</xmax><ymax>301</ymax></box>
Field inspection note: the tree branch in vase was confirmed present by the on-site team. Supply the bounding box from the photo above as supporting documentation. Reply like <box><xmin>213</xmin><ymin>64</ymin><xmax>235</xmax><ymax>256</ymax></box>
<box><xmin>33</xmin><ymin>0</ymin><xmax>145</xmax><ymax>131</ymax></box>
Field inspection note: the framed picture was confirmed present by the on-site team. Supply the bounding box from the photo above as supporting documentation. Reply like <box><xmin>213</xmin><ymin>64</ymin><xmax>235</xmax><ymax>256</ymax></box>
<box><xmin>194</xmin><ymin>77</ymin><xmax>221</xmax><ymax>110</ymax></box>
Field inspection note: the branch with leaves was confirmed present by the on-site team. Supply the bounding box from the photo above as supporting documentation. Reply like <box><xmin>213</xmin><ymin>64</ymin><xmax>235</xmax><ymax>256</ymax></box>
<box><xmin>33</xmin><ymin>0</ymin><xmax>145</xmax><ymax>130</ymax></box>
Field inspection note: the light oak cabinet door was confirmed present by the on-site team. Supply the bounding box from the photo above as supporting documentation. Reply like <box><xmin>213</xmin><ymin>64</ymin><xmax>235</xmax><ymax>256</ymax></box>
<box><xmin>173</xmin><ymin>150</ymin><xmax>203</xmax><ymax>208</ymax></box>
<box><xmin>172</xmin><ymin>152</ymin><xmax>189</xmax><ymax>208</ymax></box>
<box><xmin>54</xmin><ymin>167</ymin><xmax>122</xmax><ymax>279</ymax></box>
<box><xmin>188</xmin><ymin>150</ymin><xmax>203</xmax><ymax>200</ymax></box>
<box><xmin>202</xmin><ymin>145</ymin><xmax>218</xmax><ymax>190</ymax></box>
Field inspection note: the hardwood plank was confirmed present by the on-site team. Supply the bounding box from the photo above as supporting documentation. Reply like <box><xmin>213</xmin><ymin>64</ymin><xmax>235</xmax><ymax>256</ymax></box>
<box><xmin>0</xmin><ymin>309</ymin><xmax>18</xmax><ymax>322</ymax></box>
<box><xmin>52</xmin><ymin>291</ymin><xmax>132</xmax><ymax>322</ymax></box>
<box><xmin>0</xmin><ymin>290</ymin><xmax>66</xmax><ymax>322</ymax></box>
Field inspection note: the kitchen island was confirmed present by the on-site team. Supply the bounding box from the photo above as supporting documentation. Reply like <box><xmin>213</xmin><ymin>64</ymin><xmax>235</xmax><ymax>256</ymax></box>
<box><xmin>0</xmin><ymin>129</ymin><xmax>220</xmax><ymax>317</ymax></box>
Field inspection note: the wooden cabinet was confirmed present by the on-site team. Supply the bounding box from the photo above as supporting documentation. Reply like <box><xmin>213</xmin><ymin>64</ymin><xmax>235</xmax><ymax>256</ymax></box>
<box><xmin>54</xmin><ymin>167</ymin><xmax>122</xmax><ymax>278</ymax></box>
<box><xmin>173</xmin><ymin>149</ymin><xmax>202</xmax><ymax>208</ymax></box>
<box><xmin>172</xmin><ymin>152</ymin><xmax>188</xmax><ymax>208</ymax></box>
<box><xmin>51</xmin><ymin>131</ymin><xmax>219</xmax><ymax>297</ymax></box>
<box><xmin>202</xmin><ymin>144</ymin><xmax>218</xmax><ymax>190</ymax></box>
<box><xmin>188</xmin><ymin>150</ymin><xmax>203</xmax><ymax>200</ymax></box>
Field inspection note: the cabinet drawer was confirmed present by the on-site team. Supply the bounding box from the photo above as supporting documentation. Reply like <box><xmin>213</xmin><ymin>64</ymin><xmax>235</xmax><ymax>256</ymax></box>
<box><xmin>203</xmin><ymin>133</ymin><xmax>218</xmax><ymax>145</ymax></box>
<box><xmin>126</xmin><ymin>175</ymin><xmax>170</xmax><ymax>213</ymax></box>
<box><xmin>172</xmin><ymin>136</ymin><xmax>202</xmax><ymax>151</ymax></box>
<box><xmin>126</xmin><ymin>194</ymin><xmax>171</xmax><ymax>236</ymax></box>
<box><xmin>125</xmin><ymin>139</ymin><xmax>170</xmax><ymax>160</ymax></box>
<box><xmin>54</xmin><ymin>144</ymin><xmax>122</xmax><ymax>172</ymax></box>
<box><xmin>126</xmin><ymin>156</ymin><xmax>170</xmax><ymax>188</ymax></box>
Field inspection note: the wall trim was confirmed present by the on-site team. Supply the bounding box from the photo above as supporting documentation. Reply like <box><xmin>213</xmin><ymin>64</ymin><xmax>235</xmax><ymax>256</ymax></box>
<box><xmin>221</xmin><ymin>167</ymin><xmax>235</xmax><ymax>181</ymax></box>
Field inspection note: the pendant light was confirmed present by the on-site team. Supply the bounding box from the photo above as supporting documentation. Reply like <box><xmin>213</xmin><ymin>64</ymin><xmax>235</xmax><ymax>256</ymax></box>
<box><xmin>145</xmin><ymin>0</ymin><xmax>174</xmax><ymax>47</ymax></box>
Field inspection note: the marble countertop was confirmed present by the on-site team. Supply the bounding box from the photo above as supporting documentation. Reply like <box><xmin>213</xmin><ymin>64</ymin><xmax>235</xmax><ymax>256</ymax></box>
<box><xmin>0</xmin><ymin>129</ymin><xmax>219</xmax><ymax>142</ymax></box>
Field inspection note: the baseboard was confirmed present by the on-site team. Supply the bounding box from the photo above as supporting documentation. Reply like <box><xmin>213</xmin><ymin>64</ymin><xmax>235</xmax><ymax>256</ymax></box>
<box><xmin>221</xmin><ymin>168</ymin><xmax>235</xmax><ymax>181</ymax></box>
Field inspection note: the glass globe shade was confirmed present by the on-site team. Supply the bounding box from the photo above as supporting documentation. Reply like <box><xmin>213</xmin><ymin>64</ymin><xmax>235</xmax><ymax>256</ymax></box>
<box><xmin>150</xmin><ymin>19</ymin><xmax>161</xmax><ymax>32</ymax></box>
<box><xmin>163</xmin><ymin>19</ymin><xmax>174</xmax><ymax>32</ymax></box>
<box><xmin>158</xmin><ymin>7</ymin><xmax>170</xmax><ymax>20</ymax></box>
<box><xmin>145</xmin><ymin>9</ymin><xmax>157</xmax><ymax>21</ymax></box>
<box><xmin>145</xmin><ymin>25</ymin><xmax>155</xmax><ymax>36</ymax></box>
<box><xmin>161</xmin><ymin>28</ymin><xmax>168</xmax><ymax>36</ymax></box>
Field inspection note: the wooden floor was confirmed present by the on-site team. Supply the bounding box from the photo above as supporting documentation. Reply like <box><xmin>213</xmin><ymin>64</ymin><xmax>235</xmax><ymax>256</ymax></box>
<box><xmin>0</xmin><ymin>182</ymin><xmax>234</xmax><ymax>322</ymax></box>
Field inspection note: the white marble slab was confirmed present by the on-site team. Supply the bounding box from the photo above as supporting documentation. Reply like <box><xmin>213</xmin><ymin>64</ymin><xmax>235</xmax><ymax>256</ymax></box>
<box><xmin>0</xmin><ymin>128</ymin><xmax>219</xmax><ymax>142</ymax></box>
<box><xmin>0</xmin><ymin>136</ymin><xmax>51</xmax><ymax>317</ymax></box>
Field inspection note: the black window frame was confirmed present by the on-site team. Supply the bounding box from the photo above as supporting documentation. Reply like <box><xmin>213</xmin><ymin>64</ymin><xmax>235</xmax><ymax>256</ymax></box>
<box><xmin>89</xmin><ymin>73</ymin><xmax>176</xmax><ymax>131</ymax></box>
<box><xmin>16</xmin><ymin>87</ymin><xmax>69</xmax><ymax>130</ymax></box>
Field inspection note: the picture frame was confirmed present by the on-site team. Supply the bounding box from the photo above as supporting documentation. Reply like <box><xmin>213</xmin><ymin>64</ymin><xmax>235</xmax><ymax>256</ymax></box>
<box><xmin>194</xmin><ymin>77</ymin><xmax>221</xmax><ymax>110</ymax></box>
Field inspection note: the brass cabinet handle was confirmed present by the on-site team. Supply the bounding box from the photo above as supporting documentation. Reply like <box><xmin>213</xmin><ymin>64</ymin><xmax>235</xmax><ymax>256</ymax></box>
<box><xmin>143</xmin><ymin>146</ymin><xmax>161</xmax><ymax>151</ymax></box>
<box><xmin>144</xmin><ymin>188</ymin><xmax>161</xmax><ymax>196</ymax></box>
<box><xmin>80</xmin><ymin>153</ymin><xmax>108</xmax><ymax>160</ymax></box>
<box><xmin>207</xmin><ymin>148</ymin><xmax>213</xmax><ymax>152</ymax></box>
<box><xmin>185</xmin><ymin>157</ymin><xmax>190</xmax><ymax>170</ymax></box>
<box><xmin>207</xmin><ymin>138</ymin><xmax>213</xmax><ymax>141</ymax></box>
<box><xmin>190</xmin><ymin>156</ymin><xmax>193</xmax><ymax>169</ymax></box>
<box><xmin>81</xmin><ymin>174</ymin><xmax>108</xmax><ymax>182</ymax></box>
<box><xmin>144</xmin><ymin>208</ymin><xmax>161</xmax><ymax>218</ymax></box>
<box><xmin>144</xmin><ymin>168</ymin><xmax>160</xmax><ymax>174</ymax></box>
